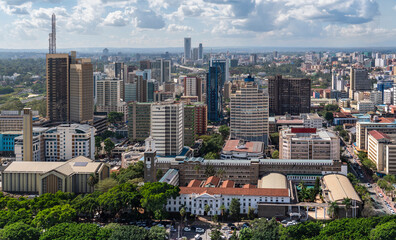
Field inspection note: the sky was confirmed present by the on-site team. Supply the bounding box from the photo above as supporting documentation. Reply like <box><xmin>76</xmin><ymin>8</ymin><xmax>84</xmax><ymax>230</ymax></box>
<box><xmin>0</xmin><ymin>0</ymin><xmax>396</xmax><ymax>49</ymax></box>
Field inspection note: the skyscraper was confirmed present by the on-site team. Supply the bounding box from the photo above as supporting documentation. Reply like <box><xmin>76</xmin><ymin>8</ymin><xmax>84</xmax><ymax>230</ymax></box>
<box><xmin>192</xmin><ymin>48</ymin><xmax>199</xmax><ymax>61</ymax></box>
<box><xmin>151</xmin><ymin>101</ymin><xmax>184</xmax><ymax>156</ymax></box>
<box><xmin>198</xmin><ymin>43</ymin><xmax>203</xmax><ymax>60</ymax></box>
<box><xmin>22</xmin><ymin>108</ymin><xmax>33</xmax><ymax>161</ymax></box>
<box><xmin>46</xmin><ymin>53</ymin><xmax>70</xmax><ymax>123</ymax></box>
<box><xmin>184</xmin><ymin>37</ymin><xmax>191</xmax><ymax>63</ymax></box>
<box><xmin>48</xmin><ymin>13</ymin><xmax>56</xmax><ymax>54</ymax></box>
<box><xmin>70</xmin><ymin>58</ymin><xmax>94</xmax><ymax>123</ymax></box>
<box><xmin>349</xmin><ymin>68</ymin><xmax>370</xmax><ymax>99</ymax></box>
<box><xmin>96</xmin><ymin>79</ymin><xmax>122</xmax><ymax>113</ymax></box>
<box><xmin>207</xmin><ymin>65</ymin><xmax>223</xmax><ymax>122</ymax></box>
<box><xmin>210</xmin><ymin>59</ymin><xmax>229</xmax><ymax>86</ymax></box>
<box><xmin>268</xmin><ymin>75</ymin><xmax>311</xmax><ymax>115</ymax></box>
<box><xmin>184</xmin><ymin>77</ymin><xmax>202</xmax><ymax>102</ymax></box>
<box><xmin>150</xmin><ymin>59</ymin><xmax>171</xmax><ymax>84</ymax></box>
<box><xmin>128</xmin><ymin>102</ymin><xmax>152</xmax><ymax>142</ymax></box>
<box><xmin>230</xmin><ymin>77</ymin><xmax>269</xmax><ymax>144</ymax></box>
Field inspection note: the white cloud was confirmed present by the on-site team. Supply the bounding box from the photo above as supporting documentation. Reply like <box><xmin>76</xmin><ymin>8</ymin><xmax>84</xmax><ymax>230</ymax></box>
<box><xmin>0</xmin><ymin>1</ymin><xmax>31</xmax><ymax>15</ymax></box>
<box><xmin>128</xmin><ymin>8</ymin><xmax>165</xmax><ymax>29</ymax></box>
<box><xmin>103</xmin><ymin>10</ymin><xmax>129</xmax><ymax>26</ymax></box>
<box><xmin>167</xmin><ymin>23</ymin><xmax>192</xmax><ymax>32</ymax></box>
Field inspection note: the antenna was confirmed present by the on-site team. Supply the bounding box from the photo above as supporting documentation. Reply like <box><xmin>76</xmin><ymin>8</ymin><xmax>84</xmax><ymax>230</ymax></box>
<box><xmin>49</xmin><ymin>13</ymin><xmax>56</xmax><ymax>54</ymax></box>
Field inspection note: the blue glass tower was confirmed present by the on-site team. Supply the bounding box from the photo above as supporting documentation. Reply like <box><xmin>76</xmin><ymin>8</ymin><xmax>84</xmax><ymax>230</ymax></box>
<box><xmin>207</xmin><ymin>66</ymin><xmax>223</xmax><ymax>123</ymax></box>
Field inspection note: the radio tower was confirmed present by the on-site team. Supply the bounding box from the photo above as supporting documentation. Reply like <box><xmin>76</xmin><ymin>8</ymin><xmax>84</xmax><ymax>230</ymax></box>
<box><xmin>49</xmin><ymin>13</ymin><xmax>56</xmax><ymax>54</ymax></box>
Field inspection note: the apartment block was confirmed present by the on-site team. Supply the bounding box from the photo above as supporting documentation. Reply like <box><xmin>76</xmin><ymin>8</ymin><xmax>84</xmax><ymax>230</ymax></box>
<box><xmin>367</xmin><ymin>130</ymin><xmax>396</xmax><ymax>174</ymax></box>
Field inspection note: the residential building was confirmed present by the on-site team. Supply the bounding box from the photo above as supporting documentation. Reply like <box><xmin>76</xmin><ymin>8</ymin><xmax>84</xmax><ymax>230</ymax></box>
<box><xmin>0</xmin><ymin>110</ymin><xmax>40</xmax><ymax>133</ymax></box>
<box><xmin>184</xmin><ymin>77</ymin><xmax>202</xmax><ymax>101</ymax></box>
<box><xmin>128</xmin><ymin>102</ymin><xmax>152</xmax><ymax>142</ymax></box>
<box><xmin>367</xmin><ymin>130</ymin><xmax>396</xmax><ymax>174</ymax></box>
<box><xmin>370</xmin><ymin>90</ymin><xmax>383</xmax><ymax>105</ymax></box>
<box><xmin>384</xmin><ymin>88</ymin><xmax>393</xmax><ymax>105</ymax></box>
<box><xmin>193</xmin><ymin>103</ymin><xmax>207</xmax><ymax>135</ymax></box>
<box><xmin>221</xmin><ymin>140</ymin><xmax>264</xmax><ymax>159</ymax></box>
<box><xmin>356</xmin><ymin>121</ymin><xmax>396</xmax><ymax>151</ymax></box>
<box><xmin>230</xmin><ymin>77</ymin><xmax>269</xmax><ymax>144</ymax></box>
<box><xmin>268</xmin><ymin>75</ymin><xmax>311</xmax><ymax>115</ymax></box>
<box><xmin>151</xmin><ymin>59</ymin><xmax>171</xmax><ymax>84</ymax></box>
<box><xmin>96</xmin><ymin>78</ymin><xmax>122</xmax><ymax>113</ymax></box>
<box><xmin>14</xmin><ymin>127</ymin><xmax>48</xmax><ymax>162</ymax></box>
<box><xmin>300</xmin><ymin>113</ymin><xmax>323</xmax><ymax>129</ymax></box>
<box><xmin>184</xmin><ymin>105</ymin><xmax>196</xmax><ymax>147</ymax></box>
<box><xmin>279</xmin><ymin>127</ymin><xmax>339</xmax><ymax>160</ymax></box>
<box><xmin>2</xmin><ymin>156</ymin><xmax>110</xmax><ymax>195</ymax></box>
<box><xmin>151</xmin><ymin>101</ymin><xmax>184</xmax><ymax>156</ymax></box>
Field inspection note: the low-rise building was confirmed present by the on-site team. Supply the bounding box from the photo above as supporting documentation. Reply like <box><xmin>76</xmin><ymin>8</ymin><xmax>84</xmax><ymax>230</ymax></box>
<box><xmin>367</xmin><ymin>130</ymin><xmax>396</xmax><ymax>175</ymax></box>
<box><xmin>221</xmin><ymin>140</ymin><xmax>264</xmax><ymax>159</ymax></box>
<box><xmin>357</xmin><ymin>100</ymin><xmax>375</xmax><ymax>113</ymax></box>
<box><xmin>2</xmin><ymin>156</ymin><xmax>110</xmax><ymax>195</ymax></box>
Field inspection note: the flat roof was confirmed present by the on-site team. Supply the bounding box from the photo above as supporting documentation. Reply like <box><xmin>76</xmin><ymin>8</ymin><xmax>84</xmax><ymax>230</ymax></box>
<box><xmin>222</xmin><ymin>140</ymin><xmax>264</xmax><ymax>153</ymax></box>
<box><xmin>322</xmin><ymin>174</ymin><xmax>361</xmax><ymax>203</ymax></box>
<box><xmin>179</xmin><ymin>187</ymin><xmax>289</xmax><ymax>197</ymax></box>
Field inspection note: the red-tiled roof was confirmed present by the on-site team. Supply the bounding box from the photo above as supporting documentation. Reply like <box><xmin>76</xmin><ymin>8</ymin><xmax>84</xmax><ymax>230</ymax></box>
<box><xmin>221</xmin><ymin>180</ymin><xmax>235</xmax><ymax>188</ymax></box>
<box><xmin>242</xmin><ymin>184</ymin><xmax>257</xmax><ymax>189</ymax></box>
<box><xmin>369</xmin><ymin>130</ymin><xmax>390</xmax><ymax>140</ymax></box>
<box><xmin>187</xmin><ymin>179</ymin><xmax>202</xmax><ymax>188</ymax></box>
<box><xmin>204</xmin><ymin>176</ymin><xmax>220</xmax><ymax>187</ymax></box>
<box><xmin>179</xmin><ymin>187</ymin><xmax>289</xmax><ymax>197</ymax></box>
<box><xmin>378</xmin><ymin>117</ymin><xmax>395</xmax><ymax>123</ymax></box>
<box><xmin>222</xmin><ymin>140</ymin><xmax>263</xmax><ymax>153</ymax></box>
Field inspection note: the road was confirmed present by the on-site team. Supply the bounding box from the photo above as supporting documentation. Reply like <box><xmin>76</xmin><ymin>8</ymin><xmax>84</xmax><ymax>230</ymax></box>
<box><xmin>174</xmin><ymin>63</ymin><xmax>206</xmax><ymax>73</ymax></box>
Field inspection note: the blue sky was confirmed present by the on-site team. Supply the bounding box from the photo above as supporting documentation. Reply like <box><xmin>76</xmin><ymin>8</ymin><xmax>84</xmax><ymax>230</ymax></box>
<box><xmin>0</xmin><ymin>0</ymin><xmax>396</xmax><ymax>49</ymax></box>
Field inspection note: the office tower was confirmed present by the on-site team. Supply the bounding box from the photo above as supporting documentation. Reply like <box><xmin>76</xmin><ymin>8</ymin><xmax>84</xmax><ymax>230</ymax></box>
<box><xmin>93</xmin><ymin>72</ymin><xmax>105</xmax><ymax>104</ymax></box>
<box><xmin>210</xmin><ymin>59</ymin><xmax>229</xmax><ymax>85</ymax></box>
<box><xmin>331</xmin><ymin>70</ymin><xmax>337</xmax><ymax>90</ymax></box>
<box><xmin>135</xmin><ymin>69</ymin><xmax>152</xmax><ymax>80</ymax></box>
<box><xmin>125</xmin><ymin>82</ymin><xmax>137</xmax><ymax>103</ymax></box>
<box><xmin>48</xmin><ymin>13</ymin><xmax>56</xmax><ymax>54</ymax></box>
<box><xmin>96</xmin><ymin>79</ymin><xmax>122</xmax><ymax>113</ymax></box>
<box><xmin>104</xmin><ymin>62</ymin><xmax>124</xmax><ymax>79</ymax></box>
<box><xmin>207</xmin><ymin>65</ymin><xmax>223</xmax><ymax>122</ymax></box>
<box><xmin>147</xmin><ymin>80</ymin><xmax>156</xmax><ymax>102</ymax></box>
<box><xmin>250</xmin><ymin>54</ymin><xmax>257</xmax><ymax>65</ymax></box>
<box><xmin>184</xmin><ymin>105</ymin><xmax>196</xmax><ymax>146</ymax></box>
<box><xmin>70</xmin><ymin>58</ymin><xmax>94</xmax><ymax>123</ymax></box>
<box><xmin>137</xmin><ymin>76</ymin><xmax>147</xmax><ymax>102</ymax></box>
<box><xmin>184</xmin><ymin>37</ymin><xmax>191</xmax><ymax>62</ymax></box>
<box><xmin>349</xmin><ymin>68</ymin><xmax>370</xmax><ymax>99</ymax></box>
<box><xmin>198</xmin><ymin>43</ymin><xmax>203</xmax><ymax>60</ymax></box>
<box><xmin>273</xmin><ymin>51</ymin><xmax>278</xmax><ymax>59</ymax></box>
<box><xmin>151</xmin><ymin>101</ymin><xmax>184</xmax><ymax>156</ymax></box>
<box><xmin>370</xmin><ymin>90</ymin><xmax>383</xmax><ymax>105</ymax></box>
<box><xmin>279</xmin><ymin>128</ymin><xmax>339</xmax><ymax>160</ymax></box>
<box><xmin>46</xmin><ymin>53</ymin><xmax>70</xmax><ymax>123</ymax></box>
<box><xmin>268</xmin><ymin>75</ymin><xmax>311</xmax><ymax>115</ymax></box>
<box><xmin>194</xmin><ymin>103</ymin><xmax>207</xmax><ymax>135</ymax></box>
<box><xmin>192</xmin><ymin>48</ymin><xmax>199</xmax><ymax>61</ymax></box>
<box><xmin>223</xmin><ymin>82</ymin><xmax>232</xmax><ymax>101</ymax></box>
<box><xmin>128</xmin><ymin>102</ymin><xmax>152</xmax><ymax>142</ymax></box>
<box><xmin>139</xmin><ymin>60</ymin><xmax>151</xmax><ymax>70</ymax></box>
<box><xmin>384</xmin><ymin>89</ymin><xmax>393</xmax><ymax>105</ymax></box>
<box><xmin>162</xmin><ymin>59</ymin><xmax>171</xmax><ymax>83</ymax></box>
<box><xmin>230</xmin><ymin>77</ymin><xmax>269</xmax><ymax>144</ymax></box>
<box><xmin>23</xmin><ymin>108</ymin><xmax>33</xmax><ymax>161</ymax></box>
<box><xmin>184</xmin><ymin>77</ymin><xmax>202</xmax><ymax>101</ymax></box>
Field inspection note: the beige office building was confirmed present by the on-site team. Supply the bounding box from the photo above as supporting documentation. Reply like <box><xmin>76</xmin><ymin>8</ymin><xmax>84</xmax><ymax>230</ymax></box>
<box><xmin>356</xmin><ymin>122</ymin><xmax>396</xmax><ymax>151</ymax></box>
<box><xmin>70</xmin><ymin>58</ymin><xmax>94</xmax><ymax>123</ymax></box>
<box><xmin>0</xmin><ymin>110</ymin><xmax>39</xmax><ymax>132</ymax></box>
<box><xmin>96</xmin><ymin>78</ymin><xmax>123</xmax><ymax>113</ymax></box>
<box><xmin>230</xmin><ymin>79</ymin><xmax>269</xmax><ymax>144</ymax></box>
<box><xmin>2</xmin><ymin>156</ymin><xmax>110</xmax><ymax>195</ymax></box>
<box><xmin>128</xmin><ymin>102</ymin><xmax>152</xmax><ymax>142</ymax></box>
<box><xmin>367</xmin><ymin>130</ymin><xmax>396</xmax><ymax>175</ymax></box>
<box><xmin>279</xmin><ymin>128</ymin><xmax>339</xmax><ymax>160</ymax></box>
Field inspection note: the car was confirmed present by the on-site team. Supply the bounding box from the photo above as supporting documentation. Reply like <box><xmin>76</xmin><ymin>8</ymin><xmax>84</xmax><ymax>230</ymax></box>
<box><xmin>196</xmin><ymin>227</ymin><xmax>205</xmax><ymax>233</ymax></box>
<box><xmin>184</xmin><ymin>227</ymin><xmax>191</xmax><ymax>232</ymax></box>
<box><xmin>379</xmin><ymin>193</ymin><xmax>384</xmax><ymax>198</ymax></box>
<box><xmin>281</xmin><ymin>220</ymin><xmax>288</xmax><ymax>224</ymax></box>
<box><xmin>170</xmin><ymin>227</ymin><xmax>177</xmax><ymax>232</ymax></box>
<box><xmin>194</xmin><ymin>234</ymin><xmax>202</xmax><ymax>240</ymax></box>
<box><xmin>367</xmin><ymin>183</ymin><xmax>371</xmax><ymax>188</ymax></box>
<box><xmin>222</xmin><ymin>226</ymin><xmax>229</xmax><ymax>230</ymax></box>
<box><xmin>157</xmin><ymin>224</ymin><xmax>164</xmax><ymax>228</ymax></box>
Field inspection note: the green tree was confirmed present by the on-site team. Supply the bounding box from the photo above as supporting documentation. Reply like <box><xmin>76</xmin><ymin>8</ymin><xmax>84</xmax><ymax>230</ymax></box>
<box><xmin>280</xmin><ymin>221</ymin><xmax>322</xmax><ymax>240</ymax></box>
<box><xmin>108</xmin><ymin>225</ymin><xmax>148</xmax><ymax>240</ymax></box>
<box><xmin>204</xmin><ymin>152</ymin><xmax>219</xmax><ymax>159</ymax></box>
<box><xmin>204</xmin><ymin>163</ymin><xmax>216</xmax><ymax>177</ymax></box>
<box><xmin>0</xmin><ymin>222</ymin><xmax>40</xmax><ymax>240</ymax></box>
<box><xmin>324</xmin><ymin>104</ymin><xmax>339</xmax><ymax>112</ymax></box>
<box><xmin>87</xmin><ymin>173</ymin><xmax>99</xmax><ymax>188</ymax></box>
<box><xmin>270</xmin><ymin>132</ymin><xmax>279</xmax><ymax>146</ymax></box>
<box><xmin>108</xmin><ymin>112</ymin><xmax>124</xmax><ymax>124</ymax></box>
<box><xmin>98</xmin><ymin>183</ymin><xmax>141</xmax><ymax>216</ymax></box>
<box><xmin>204</xmin><ymin>204</ymin><xmax>211</xmax><ymax>216</ymax></box>
<box><xmin>71</xmin><ymin>192</ymin><xmax>101</xmax><ymax>219</ymax></box>
<box><xmin>104</xmin><ymin>138</ymin><xmax>115</xmax><ymax>157</ymax></box>
<box><xmin>113</xmin><ymin>161</ymin><xmax>144</xmax><ymax>183</ymax></box>
<box><xmin>40</xmin><ymin>222</ymin><xmax>103</xmax><ymax>240</ymax></box>
<box><xmin>250</xmin><ymin>218</ymin><xmax>280</xmax><ymax>240</ymax></box>
<box><xmin>210</xmin><ymin>228</ymin><xmax>224</xmax><ymax>240</ymax></box>
<box><xmin>96</xmin><ymin>178</ymin><xmax>118</xmax><ymax>192</ymax></box>
<box><xmin>342</xmin><ymin>197</ymin><xmax>352</xmax><ymax>218</ymax></box>
<box><xmin>218</xmin><ymin>125</ymin><xmax>230</xmax><ymax>140</ymax></box>
<box><xmin>220</xmin><ymin>204</ymin><xmax>226</xmax><ymax>222</ymax></box>
<box><xmin>324</xmin><ymin>111</ymin><xmax>334</xmax><ymax>122</ymax></box>
<box><xmin>247</xmin><ymin>207</ymin><xmax>255</xmax><ymax>220</ymax></box>
<box><xmin>229</xmin><ymin>198</ymin><xmax>241</xmax><ymax>221</ymax></box>
<box><xmin>148</xmin><ymin>226</ymin><xmax>168</xmax><ymax>240</ymax></box>
<box><xmin>95</xmin><ymin>136</ymin><xmax>102</xmax><ymax>152</ymax></box>
<box><xmin>327</xmin><ymin>201</ymin><xmax>339</xmax><ymax>219</ymax></box>
<box><xmin>32</xmin><ymin>204</ymin><xmax>76</xmax><ymax>229</ymax></box>
<box><xmin>334</xmin><ymin>125</ymin><xmax>343</xmax><ymax>132</ymax></box>
<box><xmin>240</xmin><ymin>227</ymin><xmax>253</xmax><ymax>240</ymax></box>
<box><xmin>314</xmin><ymin>176</ymin><xmax>321</xmax><ymax>196</ymax></box>
<box><xmin>272</xmin><ymin>150</ymin><xmax>279</xmax><ymax>159</ymax></box>
<box><xmin>180</xmin><ymin>206</ymin><xmax>186</xmax><ymax>226</ymax></box>
<box><xmin>156</xmin><ymin>169</ymin><xmax>164</xmax><ymax>180</ymax></box>
<box><xmin>139</xmin><ymin>182</ymin><xmax>180</xmax><ymax>219</ymax></box>
<box><xmin>370</xmin><ymin>221</ymin><xmax>396</xmax><ymax>240</ymax></box>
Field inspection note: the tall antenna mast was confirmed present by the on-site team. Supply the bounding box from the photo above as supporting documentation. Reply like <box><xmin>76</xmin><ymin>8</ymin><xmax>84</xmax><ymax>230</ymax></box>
<box><xmin>49</xmin><ymin>13</ymin><xmax>56</xmax><ymax>54</ymax></box>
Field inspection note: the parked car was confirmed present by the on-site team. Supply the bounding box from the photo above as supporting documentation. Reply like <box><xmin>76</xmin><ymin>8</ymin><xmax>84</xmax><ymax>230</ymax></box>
<box><xmin>184</xmin><ymin>227</ymin><xmax>191</xmax><ymax>232</ymax></box>
<box><xmin>194</xmin><ymin>234</ymin><xmax>202</xmax><ymax>240</ymax></box>
<box><xmin>196</xmin><ymin>228</ymin><xmax>205</xmax><ymax>233</ymax></box>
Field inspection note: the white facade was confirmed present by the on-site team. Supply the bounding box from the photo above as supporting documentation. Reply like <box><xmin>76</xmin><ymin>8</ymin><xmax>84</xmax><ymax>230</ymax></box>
<box><xmin>370</xmin><ymin>90</ymin><xmax>383</xmax><ymax>105</ymax></box>
<box><xmin>151</xmin><ymin>101</ymin><xmax>184</xmax><ymax>156</ymax></box>
<box><xmin>96</xmin><ymin>78</ymin><xmax>122</xmax><ymax>113</ymax></box>
<box><xmin>300</xmin><ymin>113</ymin><xmax>323</xmax><ymax>129</ymax></box>
<box><xmin>383</xmin><ymin>89</ymin><xmax>393</xmax><ymax>105</ymax></box>
<box><xmin>185</xmin><ymin>77</ymin><xmax>198</xmax><ymax>97</ymax></box>
<box><xmin>166</xmin><ymin>192</ymin><xmax>290</xmax><ymax>216</ymax></box>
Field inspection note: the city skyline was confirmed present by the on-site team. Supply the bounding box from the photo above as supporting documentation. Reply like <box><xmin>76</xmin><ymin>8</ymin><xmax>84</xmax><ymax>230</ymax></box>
<box><xmin>1</xmin><ymin>0</ymin><xmax>396</xmax><ymax>49</ymax></box>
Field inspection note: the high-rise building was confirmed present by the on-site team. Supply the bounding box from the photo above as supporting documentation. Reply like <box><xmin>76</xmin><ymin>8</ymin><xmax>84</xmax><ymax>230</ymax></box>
<box><xmin>279</xmin><ymin>127</ymin><xmax>339</xmax><ymax>160</ymax></box>
<box><xmin>23</xmin><ymin>108</ymin><xmax>33</xmax><ymax>161</ymax></box>
<box><xmin>194</xmin><ymin>103</ymin><xmax>207</xmax><ymax>135</ymax></box>
<box><xmin>128</xmin><ymin>102</ymin><xmax>152</xmax><ymax>142</ymax></box>
<box><xmin>184</xmin><ymin>37</ymin><xmax>191</xmax><ymax>62</ymax></box>
<box><xmin>349</xmin><ymin>68</ymin><xmax>370</xmax><ymax>99</ymax></box>
<box><xmin>0</xmin><ymin>110</ymin><xmax>39</xmax><ymax>132</ymax></box>
<box><xmin>96</xmin><ymin>79</ymin><xmax>122</xmax><ymax>113</ymax></box>
<box><xmin>184</xmin><ymin>77</ymin><xmax>202</xmax><ymax>101</ymax></box>
<box><xmin>198</xmin><ymin>43</ymin><xmax>203</xmax><ymax>60</ymax></box>
<box><xmin>46</xmin><ymin>53</ymin><xmax>70</xmax><ymax>123</ymax></box>
<box><xmin>207</xmin><ymin>65</ymin><xmax>223</xmax><ymax>122</ymax></box>
<box><xmin>125</xmin><ymin>82</ymin><xmax>137</xmax><ymax>103</ymax></box>
<box><xmin>192</xmin><ymin>48</ymin><xmax>199</xmax><ymax>61</ymax></box>
<box><xmin>249</xmin><ymin>54</ymin><xmax>257</xmax><ymax>65</ymax></box>
<box><xmin>139</xmin><ymin>60</ymin><xmax>151</xmax><ymax>70</ymax></box>
<box><xmin>230</xmin><ymin>77</ymin><xmax>269</xmax><ymax>144</ymax></box>
<box><xmin>268</xmin><ymin>75</ymin><xmax>311</xmax><ymax>115</ymax></box>
<box><xmin>184</xmin><ymin>105</ymin><xmax>196</xmax><ymax>146</ymax></box>
<box><xmin>210</xmin><ymin>59</ymin><xmax>229</xmax><ymax>86</ymax></box>
<box><xmin>70</xmin><ymin>58</ymin><xmax>94</xmax><ymax>123</ymax></box>
<box><xmin>151</xmin><ymin>101</ymin><xmax>184</xmax><ymax>156</ymax></box>
<box><xmin>150</xmin><ymin>59</ymin><xmax>171</xmax><ymax>84</ymax></box>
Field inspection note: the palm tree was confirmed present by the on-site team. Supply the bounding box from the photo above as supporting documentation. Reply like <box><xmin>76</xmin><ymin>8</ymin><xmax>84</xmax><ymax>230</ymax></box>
<box><xmin>220</xmin><ymin>204</ymin><xmax>226</xmax><ymax>222</ymax></box>
<box><xmin>88</xmin><ymin>173</ymin><xmax>99</xmax><ymax>188</ymax></box>
<box><xmin>205</xmin><ymin>204</ymin><xmax>211</xmax><ymax>216</ymax></box>
<box><xmin>342</xmin><ymin>197</ymin><xmax>352</xmax><ymax>218</ymax></box>
<box><xmin>194</xmin><ymin>164</ymin><xmax>201</xmax><ymax>176</ymax></box>
<box><xmin>327</xmin><ymin>201</ymin><xmax>339</xmax><ymax>219</ymax></box>
<box><xmin>180</xmin><ymin>207</ymin><xmax>186</xmax><ymax>229</ymax></box>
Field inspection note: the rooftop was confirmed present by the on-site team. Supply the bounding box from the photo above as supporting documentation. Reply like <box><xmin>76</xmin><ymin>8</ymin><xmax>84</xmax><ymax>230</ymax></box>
<box><xmin>222</xmin><ymin>140</ymin><xmax>264</xmax><ymax>153</ymax></box>
<box><xmin>179</xmin><ymin>187</ymin><xmax>289</xmax><ymax>197</ymax></box>
<box><xmin>369</xmin><ymin>130</ymin><xmax>390</xmax><ymax>140</ymax></box>
<box><xmin>258</xmin><ymin>173</ymin><xmax>288</xmax><ymax>189</ymax></box>
<box><xmin>322</xmin><ymin>174</ymin><xmax>362</xmax><ymax>203</ymax></box>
